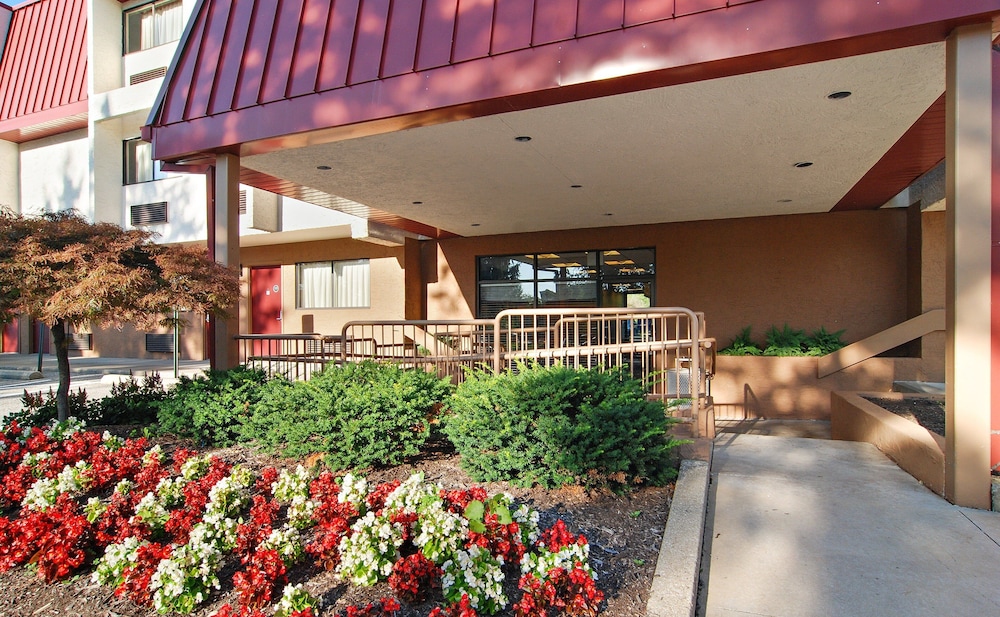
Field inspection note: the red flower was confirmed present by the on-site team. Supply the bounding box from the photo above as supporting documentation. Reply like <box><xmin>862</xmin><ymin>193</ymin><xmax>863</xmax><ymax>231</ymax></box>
<box><xmin>365</xmin><ymin>480</ymin><xmax>401</xmax><ymax>515</ymax></box>
<box><xmin>513</xmin><ymin>566</ymin><xmax>603</xmax><ymax>617</ymax></box>
<box><xmin>118</xmin><ymin>541</ymin><xmax>172</xmax><ymax>606</ymax></box>
<box><xmin>388</xmin><ymin>553</ymin><xmax>441</xmax><ymax>603</ymax></box>
<box><xmin>337</xmin><ymin>597</ymin><xmax>401</xmax><ymax>617</ymax></box>
<box><xmin>429</xmin><ymin>594</ymin><xmax>478</xmax><ymax>617</ymax></box>
<box><xmin>232</xmin><ymin>549</ymin><xmax>287</xmax><ymax>609</ymax></box>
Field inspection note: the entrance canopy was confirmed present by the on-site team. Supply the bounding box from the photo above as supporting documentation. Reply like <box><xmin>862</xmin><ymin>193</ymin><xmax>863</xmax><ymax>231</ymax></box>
<box><xmin>143</xmin><ymin>0</ymin><xmax>1000</xmax><ymax>238</ymax></box>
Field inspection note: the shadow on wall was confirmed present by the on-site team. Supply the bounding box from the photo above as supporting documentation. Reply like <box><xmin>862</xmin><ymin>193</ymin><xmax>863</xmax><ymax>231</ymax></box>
<box><xmin>710</xmin><ymin>355</ymin><xmax>926</xmax><ymax>421</ymax></box>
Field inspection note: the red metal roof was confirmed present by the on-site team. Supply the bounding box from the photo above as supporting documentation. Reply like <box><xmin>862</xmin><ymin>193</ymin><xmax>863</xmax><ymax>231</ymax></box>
<box><xmin>0</xmin><ymin>0</ymin><xmax>88</xmax><ymax>143</ymax></box>
<box><xmin>147</xmin><ymin>0</ymin><xmax>1000</xmax><ymax>163</ymax></box>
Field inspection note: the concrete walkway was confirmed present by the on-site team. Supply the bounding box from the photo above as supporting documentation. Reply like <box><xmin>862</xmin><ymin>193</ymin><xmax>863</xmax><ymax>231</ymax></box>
<box><xmin>700</xmin><ymin>433</ymin><xmax>1000</xmax><ymax>617</ymax></box>
<box><xmin>0</xmin><ymin>353</ymin><xmax>209</xmax><ymax>418</ymax></box>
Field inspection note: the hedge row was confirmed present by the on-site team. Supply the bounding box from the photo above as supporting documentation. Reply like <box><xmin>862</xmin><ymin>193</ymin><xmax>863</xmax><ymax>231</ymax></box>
<box><xmin>11</xmin><ymin>362</ymin><xmax>684</xmax><ymax>490</ymax></box>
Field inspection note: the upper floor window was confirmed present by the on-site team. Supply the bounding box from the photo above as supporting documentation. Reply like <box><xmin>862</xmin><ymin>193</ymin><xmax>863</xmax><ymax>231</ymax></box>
<box><xmin>124</xmin><ymin>138</ymin><xmax>166</xmax><ymax>184</ymax></box>
<box><xmin>124</xmin><ymin>0</ymin><xmax>183</xmax><ymax>54</ymax></box>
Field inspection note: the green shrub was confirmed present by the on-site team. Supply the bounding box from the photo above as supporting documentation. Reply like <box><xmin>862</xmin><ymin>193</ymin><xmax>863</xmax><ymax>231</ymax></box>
<box><xmin>155</xmin><ymin>366</ymin><xmax>270</xmax><ymax>445</ymax></box>
<box><xmin>718</xmin><ymin>326</ymin><xmax>762</xmax><ymax>356</ymax></box>
<box><xmin>9</xmin><ymin>387</ymin><xmax>92</xmax><ymax>429</ymax></box>
<box><xmin>444</xmin><ymin>363</ymin><xmax>682</xmax><ymax>489</ymax></box>
<box><xmin>91</xmin><ymin>373</ymin><xmax>168</xmax><ymax>425</ymax></box>
<box><xmin>762</xmin><ymin>324</ymin><xmax>808</xmax><ymax>356</ymax></box>
<box><xmin>803</xmin><ymin>326</ymin><xmax>846</xmax><ymax>356</ymax></box>
<box><xmin>239</xmin><ymin>377</ymin><xmax>333</xmax><ymax>456</ymax></box>
<box><xmin>245</xmin><ymin>361</ymin><xmax>452</xmax><ymax>470</ymax></box>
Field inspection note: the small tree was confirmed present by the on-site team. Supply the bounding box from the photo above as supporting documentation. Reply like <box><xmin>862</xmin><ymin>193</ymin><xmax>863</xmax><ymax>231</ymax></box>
<box><xmin>0</xmin><ymin>209</ymin><xmax>240</xmax><ymax>421</ymax></box>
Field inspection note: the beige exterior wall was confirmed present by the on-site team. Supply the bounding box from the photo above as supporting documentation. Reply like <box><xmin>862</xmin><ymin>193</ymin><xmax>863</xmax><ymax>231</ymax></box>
<box><xmin>920</xmin><ymin>210</ymin><xmax>946</xmax><ymax>382</ymax></box>
<box><xmin>428</xmin><ymin>209</ymin><xmax>910</xmax><ymax>347</ymax></box>
<box><xmin>81</xmin><ymin>313</ymin><xmax>206</xmax><ymax>360</ymax></box>
<box><xmin>239</xmin><ymin>238</ymin><xmax>410</xmax><ymax>337</ymax></box>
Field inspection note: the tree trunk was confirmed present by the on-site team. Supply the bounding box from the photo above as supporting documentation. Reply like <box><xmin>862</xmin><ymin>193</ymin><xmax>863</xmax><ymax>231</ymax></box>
<box><xmin>50</xmin><ymin>319</ymin><xmax>71</xmax><ymax>422</ymax></box>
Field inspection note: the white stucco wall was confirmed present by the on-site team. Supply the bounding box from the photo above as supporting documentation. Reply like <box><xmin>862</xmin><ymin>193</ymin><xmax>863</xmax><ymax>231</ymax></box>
<box><xmin>124</xmin><ymin>173</ymin><xmax>208</xmax><ymax>243</ymax></box>
<box><xmin>20</xmin><ymin>130</ymin><xmax>91</xmax><ymax>218</ymax></box>
<box><xmin>0</xmin><ymin>140</ymin><xmax>18</xmax><ymax>212</ymax></box>
<box><xmin>90</xmin><ymin>0</ymin><xmax>124</xmax><ymax>94</ymax></box>
<box><xmin>283</xmin><ymin>196</ymin><xmax>365</xmax><ymax>230</ymax></box>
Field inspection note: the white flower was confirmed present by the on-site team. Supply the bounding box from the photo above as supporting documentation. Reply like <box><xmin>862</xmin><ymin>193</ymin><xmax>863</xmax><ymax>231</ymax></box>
<box><xmin>338</xmin><ymin>472</ymin><xmax>368</xmax><ymax>509</ymax></box>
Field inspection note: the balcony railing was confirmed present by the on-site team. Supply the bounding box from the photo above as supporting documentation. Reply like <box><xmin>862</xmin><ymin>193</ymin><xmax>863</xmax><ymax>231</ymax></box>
<box><xmin>236</xmin><ymin>307</ymin><xmax>717</xmax><ymax>436</ymax></box>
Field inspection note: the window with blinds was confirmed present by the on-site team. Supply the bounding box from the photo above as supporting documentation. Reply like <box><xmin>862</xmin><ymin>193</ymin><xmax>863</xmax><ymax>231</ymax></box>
<box><xmin>124</xmin><ymin>0</ymin><xmax>183</xmax><ymax>54</ymax></box>
<box><xmin>296</xmin><ymin>260</ymin><xmax>370</xmax><ymax>309</ymax></box>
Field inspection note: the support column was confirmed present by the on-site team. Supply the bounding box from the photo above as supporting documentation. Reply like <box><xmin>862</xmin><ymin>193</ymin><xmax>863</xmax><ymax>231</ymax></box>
<box><xmin>945</xmin><ymin>24</ymin><xmax>993</xmax><ymax>508</ymax></box>
<box><xmin>992</xmin><ymin>40</ymin><xmax>1000</xmax><ymax>482</ymax></box>
<box><xmin>212</xmin><ymin>153</ymin><xmax>241</xmax><ymax>370</ymax></box>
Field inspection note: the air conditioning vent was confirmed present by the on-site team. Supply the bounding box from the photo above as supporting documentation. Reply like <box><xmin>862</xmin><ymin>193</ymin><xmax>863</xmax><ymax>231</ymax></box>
<box><xmin>130</xmin><ymin>202</ymin><xmax>168</xmax><ymax>225</ymax></box>
<box><xmin>239</xmin><ymin>189</ymin><xmax>247</xmax><ymax>215</ymax></box>
<box><xmin>145</xmin><ymin>333</ymin><xmax>174</xmax><ymax>353</ymax></box>
<box><xmin>129</xmin><ymin>66</ymin><xmax>167</xmax><ymax>85</ymax></box>
<box><xmin>66</xmin><ymin>333</ymin><xmax>92</xmax><ymax>350</ymax></box>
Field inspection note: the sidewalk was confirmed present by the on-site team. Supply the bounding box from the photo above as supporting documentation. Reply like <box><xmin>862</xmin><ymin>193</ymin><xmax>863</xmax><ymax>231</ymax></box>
<box><xmin>0</xmin><ymin>353</ymin><xmax>210</xmax><ymax>418</ymax></box>
<box><xmin>699</xmin><ymin>433</ymin><xmax>1000</xmax><ymax>616</ymax></box>
<box><xmin>0</xmin><ymin>353</ymin><xmax>209</xmax><ymax>382</ymax></box>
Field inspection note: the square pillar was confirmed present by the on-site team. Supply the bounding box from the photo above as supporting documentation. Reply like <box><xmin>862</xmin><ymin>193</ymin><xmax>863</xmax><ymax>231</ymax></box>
<box><xmin>212</xmin><ymin>153</ymin><xmax>241</xmax><ymax>370</ymax></box>
<box><xmin>945</xmin><ymin>23</ymin><xmax>993</xmax><ymax>508</ymax></box>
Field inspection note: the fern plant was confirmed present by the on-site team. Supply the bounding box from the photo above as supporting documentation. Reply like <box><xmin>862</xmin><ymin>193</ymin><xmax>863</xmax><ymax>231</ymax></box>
<box><xmin>762</xmin><ymin>324</ymin><xmax>807</xmax><ymax>356</ymax></box>
<box><xmin>718</xmin><ymin>326</ymin><xmax>762</xmax><ymax>356</ymax></box>
<box><xmin>803</xmin><ymin>327</ymin><xmax>847</xmax><ymax>356</ymax></box>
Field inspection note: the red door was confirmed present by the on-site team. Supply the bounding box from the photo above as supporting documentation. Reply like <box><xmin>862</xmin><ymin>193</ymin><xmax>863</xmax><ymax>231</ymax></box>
<box><xmin>250</xmin><ymin>266</ymin><xmax>282</xmax><ymax>355</ymax></box>
<box><xmin>1</xmin><ymin>318</ymin><xmax>17</xmax><ymax>353</ymax></box>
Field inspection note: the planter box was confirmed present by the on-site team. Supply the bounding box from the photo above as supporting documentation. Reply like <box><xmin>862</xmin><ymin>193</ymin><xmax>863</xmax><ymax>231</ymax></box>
<box><xmin>711</xmin><ymin>355</ymin><xmax>923</xmax><ymax>420</ymax></box>
<box><xmin>830</xmin><ymin>391</ymin><xmax>944</xmax><ymax>495</ymax></box>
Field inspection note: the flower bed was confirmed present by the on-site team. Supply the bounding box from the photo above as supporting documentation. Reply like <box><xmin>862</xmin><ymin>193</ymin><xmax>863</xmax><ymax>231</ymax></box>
<box><xmin>0</xmin><ymin>419</ymin><xmax>605</xmax><ymax>617</ymax></box>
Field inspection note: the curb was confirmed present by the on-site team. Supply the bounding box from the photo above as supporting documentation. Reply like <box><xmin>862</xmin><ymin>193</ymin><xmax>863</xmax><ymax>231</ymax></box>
<box><xmin>0</xmin><ymin>369</ymin><xmax>43</xmax><ymax>380</ymax></box>
<box><xmin>646</xmin><ymin>456</ymin><xmax>712</xmax><ymax>617</ymax></box>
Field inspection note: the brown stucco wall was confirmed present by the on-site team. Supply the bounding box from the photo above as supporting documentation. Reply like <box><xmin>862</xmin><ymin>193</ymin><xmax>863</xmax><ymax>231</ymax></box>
<box><xmin>831</xmin><ymin>391</ymin><xmax>945</xmax><ymax>495</ymax></box>
<box><xmin>427</xmin><ymin>210</ymin><xmax>910</xmax><ymax>347</ymax></box>
<box><xmin>711</xmin><ymin>356</ymin><xmax>924</xmax><ymax>420</ymax></box>
<box><xmin>239</xmin><ymin>238</ymin><xmax>408</xmax><ymax>337</ymax></box>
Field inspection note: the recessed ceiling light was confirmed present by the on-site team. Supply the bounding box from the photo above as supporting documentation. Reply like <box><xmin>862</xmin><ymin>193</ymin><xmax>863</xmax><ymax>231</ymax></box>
<box><xmin>827</xmin><ymin>91</ymin><xmax>852</xmax><ymax>100</ymax></box>
<box><xmin>514</xmin><ymin>136</ymin><xmax>532</xmax><ymax>142</ymax></box>
<box><xmin>793</xmin><ymin>161</ymin><xmax>813</xmax><ymax>168</ymax></box>
<box><xmin>316</xmin><ymin>165</ymin><xmax>332</xmax><ymax>170</ymax></box>
<box><xmin>571</xmin><ymin>184</ymin><xmax>582</xmax><ymax>189</ymax></box>
<box><xmin>412</xmin><ymin>201</ymin><xmax>423</xmax><ymax>205</ymax></box>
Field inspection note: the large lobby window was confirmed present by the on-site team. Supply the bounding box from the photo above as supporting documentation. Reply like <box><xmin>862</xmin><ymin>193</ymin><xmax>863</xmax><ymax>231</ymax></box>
<box><xmin>477</xmin><ymin>249</ymin><xmax>654</xmax><ymax>318</ymax></box>
<box><xmin>296</xmin><ymin>260</ymin><xmax>370</xmax><ymax>309</ymax></box>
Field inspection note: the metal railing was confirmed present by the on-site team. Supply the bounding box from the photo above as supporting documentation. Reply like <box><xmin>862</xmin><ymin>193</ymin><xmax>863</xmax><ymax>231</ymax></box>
<box><xmin>236</xmin><ymin>333</ymin><xmax>343</xmax><ymax>381</ymax></box>
<box><xmin>236</xmin><ymin>307</ymin><xmax>717</xmax><ymax>436</ymax></box>
<box><xmin>340</xmin><ymin>319</ymin><xmax>495</xmax><ymax>384</ymax></box>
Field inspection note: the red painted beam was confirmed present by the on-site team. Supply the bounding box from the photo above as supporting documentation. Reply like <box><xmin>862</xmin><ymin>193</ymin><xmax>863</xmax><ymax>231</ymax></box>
<box><xmin>833</xmin><ymin>96</ymin><xmax>946</xmax><ymax>212</ymax></box>
<box><xmin>991</xmin><ymin>48</ymin><xmax>1000</xmax><ymax>470</ymax></box>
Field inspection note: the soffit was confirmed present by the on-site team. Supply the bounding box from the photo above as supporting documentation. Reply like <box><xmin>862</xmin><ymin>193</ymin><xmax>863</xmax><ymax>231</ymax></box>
<box><xmin>242</xmin><ymin>43</ymin><xmax>944</xmax><ymax>237</ymax></box>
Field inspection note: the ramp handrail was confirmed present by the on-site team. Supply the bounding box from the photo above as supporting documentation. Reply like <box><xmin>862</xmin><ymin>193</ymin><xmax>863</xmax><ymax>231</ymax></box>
<box><xmin>817</xmin><ymin>309</ymin><xmax>945</xmax><ymax>378</ymax></box>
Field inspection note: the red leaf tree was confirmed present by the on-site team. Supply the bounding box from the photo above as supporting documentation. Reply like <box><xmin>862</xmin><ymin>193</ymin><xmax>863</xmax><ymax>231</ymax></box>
<box><xmin>0</xmin><ymin>209</ymin><xmax>240</xmax><ymax>420</ymax></box>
